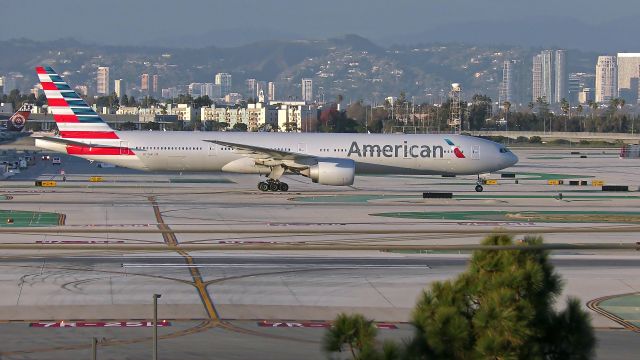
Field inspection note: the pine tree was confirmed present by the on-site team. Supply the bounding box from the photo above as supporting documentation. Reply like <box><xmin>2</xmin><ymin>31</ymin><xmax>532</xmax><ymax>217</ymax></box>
<box><xmin>324</xmin><ymin>234</ymin><xmax>596</xmax><ymax>360</ymax></box>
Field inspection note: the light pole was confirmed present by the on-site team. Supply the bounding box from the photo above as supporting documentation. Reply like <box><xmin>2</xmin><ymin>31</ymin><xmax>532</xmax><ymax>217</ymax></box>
<box><xmin>153</xmin><ymin>294</ymin><xmax>162</xmax><ymax>360</ymax></box>
<box><xmin>91</xmin><ymin>337</ymin><xmax>97</xmax><ymax>360</ymax></box>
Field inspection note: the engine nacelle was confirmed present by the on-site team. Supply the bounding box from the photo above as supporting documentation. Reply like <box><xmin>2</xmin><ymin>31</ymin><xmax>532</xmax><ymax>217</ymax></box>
<box><xmin>305</xmin><ymin>158</ymin><xmax>355</xmax><ymax>186</ymax></box>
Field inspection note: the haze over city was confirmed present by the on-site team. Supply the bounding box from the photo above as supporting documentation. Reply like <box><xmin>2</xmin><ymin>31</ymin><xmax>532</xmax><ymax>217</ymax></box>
<box><xmin>1</xmin><ymin>0</ymin><xmax>638</xmax><ymax>50</ymax></box>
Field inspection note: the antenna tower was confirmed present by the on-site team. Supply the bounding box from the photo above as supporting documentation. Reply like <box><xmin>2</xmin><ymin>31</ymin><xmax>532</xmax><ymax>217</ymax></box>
<box><xmin>449</xmin><ymin>83</ymin><xmax>462</xmax><ymax>133</ymax></box>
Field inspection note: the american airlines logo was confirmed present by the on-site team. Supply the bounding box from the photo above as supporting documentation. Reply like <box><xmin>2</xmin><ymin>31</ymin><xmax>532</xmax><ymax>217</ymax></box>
<box><xmin>348</xmin><ymin>141</ymin><xmax>445</xmax><ymax>158</ymax></box>
<box><xmin>444</xmin><ymin>139</ymin><xmax>466</xmax><ymax>158</ymax></box>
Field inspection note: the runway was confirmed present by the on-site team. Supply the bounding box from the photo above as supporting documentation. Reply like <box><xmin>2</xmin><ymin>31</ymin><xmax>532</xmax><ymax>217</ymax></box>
<box><xmin>5</xmin><ymin>254</ymin><xmax>640</xmax><ymax>268</ymax></box>
<box><xmin>0</xmin><ymin>147</ymin><xmax>638</xmax><ymax>358</ymax></box>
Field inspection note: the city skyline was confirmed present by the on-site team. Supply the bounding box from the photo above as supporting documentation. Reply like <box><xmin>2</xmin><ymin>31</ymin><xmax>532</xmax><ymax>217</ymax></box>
<box><xmin>1</xmin><ymin>36</ymin><xmax>638</xmax><ymax>108</ymax></box>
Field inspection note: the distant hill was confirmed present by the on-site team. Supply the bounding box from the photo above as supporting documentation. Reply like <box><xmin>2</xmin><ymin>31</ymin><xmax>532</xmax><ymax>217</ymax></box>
<box><xmin>0</xmin><ymin>35</ymin><xmax>599</xmax><ymax>104</ymax></box>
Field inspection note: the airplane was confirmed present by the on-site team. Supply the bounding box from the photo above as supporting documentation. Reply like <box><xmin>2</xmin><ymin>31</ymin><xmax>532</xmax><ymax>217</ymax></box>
<box><xmin>34</xmin><ymin>66</ymin><xmax>518</xmax><ymax>192</ymax></box>
<box><xmin>0</xmin><ymin>103</ymin><xmax>32</xmax><ymax>132</ymax></box>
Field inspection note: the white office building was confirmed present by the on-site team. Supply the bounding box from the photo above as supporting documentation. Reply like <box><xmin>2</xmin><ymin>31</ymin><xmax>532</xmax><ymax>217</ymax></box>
<box><xmin>554</xmin><ymin>50</ymin><xmax>567</xmax><ymax>103</ymax></box>
<box><xmin>301</xmin><ymin>78</ymin><xmax>313</xmax><ymax>103</ymax></box>
<box><xmin>617</xmin><ymin>53</ymin><xmax>640</xmax><ymax>103</ymax></box>
<box><xmin>268</xmin><ymin>82</ymin><xmax>276</xmax><ymax>102</ymax></box>
<box><xmin>595</xmin><ymin>56</ymin><xmax>618</xmax><ymax>103</ymax></box>
<box><xmin>97</xmin><ymin>67</ymin><xmax>110</xmax><ymax>95</ymax></box>
<box><xmin>114</xmin><ymin>79</ymin><xmax>126</xmax><ymax>98</ymax></box>
<box><xmin>215</xmin><ymin>73</ymin><xmax>232</xmax><ymax>96</ymax></box>
<box><xmin>532</xmin><ymin>50</ymin><xmax>566</xmax><ymax>104</ymax></box>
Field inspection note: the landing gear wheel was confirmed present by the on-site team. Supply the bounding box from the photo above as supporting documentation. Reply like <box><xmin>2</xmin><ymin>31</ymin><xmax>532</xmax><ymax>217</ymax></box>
<box><xmin>278</xmin><ymin>182</ymin><xmax>289</xmax><ymax>192</ymax></box>
<box><xmin>475</xmin><ymin>184</ymin><xmax>484</xmax><ymax>192</ymax></box>
<box><xmin>258</xmin><ymin>182</ymin><xmax>269</xmax><ymax>192</ymax></box>
<box><xmin>269</xmin><ymin>182</ymin><xmax>280</xmax><ymax>192</ymax></box>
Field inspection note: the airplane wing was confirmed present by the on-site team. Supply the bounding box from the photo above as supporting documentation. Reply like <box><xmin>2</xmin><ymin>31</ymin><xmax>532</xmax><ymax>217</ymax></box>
<box><xmin>203</xmin><ymin>140</ymin><xmax>316</xmax><ymax>168</ymax></box>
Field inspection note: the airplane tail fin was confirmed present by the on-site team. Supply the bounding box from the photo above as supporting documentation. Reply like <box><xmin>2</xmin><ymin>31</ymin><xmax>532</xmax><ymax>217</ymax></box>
<box><xmin>35</xmin><ymin>66</ymin><xmax>118</xmax><ymax>141</ymax></box>
<box><xmin>7</xmin><ymin>103</ymin><xmax>32</xmax><ymax>132</ymax></box>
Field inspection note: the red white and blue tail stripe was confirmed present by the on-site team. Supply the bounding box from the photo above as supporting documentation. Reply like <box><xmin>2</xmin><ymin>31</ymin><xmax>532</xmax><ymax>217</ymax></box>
<box><xmin>36</xmin><ymin>66</ymin><xmax>118</xmax><ymax>141</ymax></box>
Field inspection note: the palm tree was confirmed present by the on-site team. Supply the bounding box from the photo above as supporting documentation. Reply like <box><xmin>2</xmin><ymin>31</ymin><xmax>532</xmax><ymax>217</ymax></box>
<box><xmin>588</xmin><ymin>100</ymin><xmax>598</xmax><ymax>117</ymax></box>
<box><xmin>560</xmin><ymin>98</ymin><xmax>570</xmax><ymax>132</ymax></box>
<box><xmin>536</xmin><ymin>97</ymin><xmax>549</xmax><ymax>132</ymax></box>
<box><xmin>528</xmin><ymin>101</ymin><xmax>535</xmax><ymax>112</ymax></box>
<box><xmin>576</xmin><ymin>104</ymin><xmax>584</xmax><ymax>131</ymax></box>
<box><xmin>502</xmin><ymin>101</ymin><xmax>511</xmax><ymax>132</ymax></box>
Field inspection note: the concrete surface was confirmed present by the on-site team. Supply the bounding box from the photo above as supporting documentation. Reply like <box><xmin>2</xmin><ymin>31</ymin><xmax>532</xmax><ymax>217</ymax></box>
<box><xmin>0</xmin><ymin>147</ymin><xmax>637</xmax><ymax>359</ymax></box>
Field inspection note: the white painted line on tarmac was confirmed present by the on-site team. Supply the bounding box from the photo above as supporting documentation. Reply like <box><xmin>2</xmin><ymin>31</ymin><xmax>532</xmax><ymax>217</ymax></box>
<box><xmin>121</xmin><ymin>263</ymin><xmax>431</xmax><ymax>269</ymax></box>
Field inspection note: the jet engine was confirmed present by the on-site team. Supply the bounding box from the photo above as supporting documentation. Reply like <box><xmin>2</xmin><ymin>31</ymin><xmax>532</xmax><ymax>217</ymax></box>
<box><xmin>303</xmin><ymin>158</ymin><xmax>355</xmax><ymax>186</ymax></box>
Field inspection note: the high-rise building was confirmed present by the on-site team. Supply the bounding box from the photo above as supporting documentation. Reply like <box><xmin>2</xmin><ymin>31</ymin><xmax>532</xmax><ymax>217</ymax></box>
<box><xmin>141</xmin><ymin>73</ymin><xmax>149</xmax><ymax>92</ymax></box>
<box><xmin>2</xmin><ymin>73</ymin><xmax>23</xmax><ymax>93</ymax></box>
<box><xmin>595</xmin><ymin>56</ymin><xmax>618</xmax><ymax>103</ymax></box>
<box><xmin>188</xmin><ymin>83</ymin><xmax>203</xmax><ymax>97</ymax></box>
<box><xmin>152</xmin><ymin>74</ymin><xmax>159</xmax><ymax>94</ymax></box>
<box><xmin>568</xmin><ymin>73</ymin><xmax>581</xmax><ymax>103</ymax></box>
<box><xmin>532</xmin><ymin>54</ymin><xmax>550</xmax><ymax>102</ymax></box>
<box><xmin>0</xmin><ymin>76</ymin><xmax>4</xmax><ymax>96</ymax></box>
<box><xmin>301</xmin><ymin>78</ymin><xmax>313</xmax><ymax>103</ymax></box>
<box><xmin>162</xmin><ymin>87</ymin><xmax>180</xmax><ymax>99</ymax></box>
<box><xmin>578</xmin><ymin>88</ymin><xmax>594</xmax><ymax>104</ymax></box>
<box><xmin>245</xmin><ymin>78</ymin><xmax>257</xmax><ymax>98</ymax></box>
<box><xmin>96</xmin><ymin>67</ymin><xmax>110</xmax><ymax>95</ymax></box>
<box><xmin>617</xmin><ymin>53</ymin><xmax>640</xmax><ymax>103</ymax></box>
<box><xmin>554</xmin><ymin>50</ymin><xmax>567</xmax><ymax>103</ymax></box>
<box><xmin>568</xmin><ymin>72</ymin><xmax>596</xmax><ymax>104</ymax></box>
<box><xmin>268</xmin><ymin>82</ymin><xmax>276</xmax><ymax>102</ymax></box>
<box><xmin>215</xmin><ymin>73</ymin><xmax>232</xmax><ymax>96</ymax></box>
<box><xmin>532</xmin><ymin>50</ymin><xmax>566</xmax><ymax>104</ymax></box>
<box><xmin>499</xmin><ymin>60</ymin><xmax>522</xmax><ymax>105</ymax></box>
<box><xmin>114</xmin><ymin>79</ymin><xmax>126</xmax><ymax>98</ymax></box>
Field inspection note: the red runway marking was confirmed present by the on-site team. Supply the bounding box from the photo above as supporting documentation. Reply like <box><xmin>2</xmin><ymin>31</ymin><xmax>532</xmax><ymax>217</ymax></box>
<box><xmin>257</xmin><ymin>320</ymin><xmax>397</xmax><ymax>329</ymax></box>
<box><xmin>30</xmin><ymin>321</ymin><xmax>171</xmax><ymax>328</ymax></box>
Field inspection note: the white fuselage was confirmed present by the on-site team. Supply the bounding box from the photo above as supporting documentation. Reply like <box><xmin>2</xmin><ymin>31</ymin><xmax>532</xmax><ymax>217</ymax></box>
<box><xmin>35</xmin><ymin>132</ymin><xmax>518</xmax><ymax>176</ymax></box>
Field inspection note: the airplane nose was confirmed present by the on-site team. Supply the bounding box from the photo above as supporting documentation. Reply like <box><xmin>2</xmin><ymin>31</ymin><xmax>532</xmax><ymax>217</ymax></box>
<box><xmin>507</xmin><ymin>152</ymin><xmax>519</xmax><ymax>167</ymax></box>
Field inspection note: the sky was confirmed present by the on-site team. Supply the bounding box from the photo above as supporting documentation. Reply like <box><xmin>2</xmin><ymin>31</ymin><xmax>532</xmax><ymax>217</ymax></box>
<box><xmin>1</xmin><ymin>0</ymin><xmax>638</xmax><ymax>49</ymax></box>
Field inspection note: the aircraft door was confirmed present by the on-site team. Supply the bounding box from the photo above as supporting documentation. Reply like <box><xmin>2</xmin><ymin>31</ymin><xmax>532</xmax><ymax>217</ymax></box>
<box><xmin>208</xmin><ymin>143</ymin><xmax>217</xmax><ymax>157</ymax></box>
<box><xmin>472</xmin><ymin>145</ymin><xmax>480</xmax><ymax>160</ymax></box>
<box><xmin>297</xmin><ymin>143</ymin><xmax>307</xmax><ymax>154</ymax></box>
<box><xmin>119</xmin><ymin>141</ymin><xmax>129</xmax><ymax>155</ymax></box>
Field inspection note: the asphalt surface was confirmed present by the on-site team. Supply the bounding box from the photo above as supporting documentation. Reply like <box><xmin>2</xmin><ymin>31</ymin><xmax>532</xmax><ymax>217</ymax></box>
<box><xmin>0</xmin><ymin>323</ymin><xmax>635</xmax><ymax>360</ymax></box>
<box><xmin>4</xmin><ymin>254</ymin><xmax>640</xmax><ymax>269</ymax></box>
<box><xmin>0</xmin><ymin>148</ymin><xmax>639</xmax><ymax>359</ymax></box>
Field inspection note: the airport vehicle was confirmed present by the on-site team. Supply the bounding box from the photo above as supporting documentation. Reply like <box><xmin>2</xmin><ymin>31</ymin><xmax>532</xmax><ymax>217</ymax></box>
<box><xmin>52</xmin><ymin>156</ymin><xmax>61</xmax><ymax>165</ymax></box>
<box><xmin>34</xmin><ymin>66</ymin><xmax>518</xmax><ymax>191</ymax></box>
<box><xmin>41</xmin><ymin>154</ymin><xmax>50</xmax><ymax>160</ymax></box>
<box><xmin>0</xmin><ymin>103</ymin><xmax>32</xmax><ymax>132</ymax></box>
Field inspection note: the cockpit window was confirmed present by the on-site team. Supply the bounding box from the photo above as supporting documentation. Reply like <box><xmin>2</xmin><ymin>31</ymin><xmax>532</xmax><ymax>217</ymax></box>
<box><xmin>499</xmin><ymin>147</ymin><xmax>510</xmax><ymax>153</ymax></box>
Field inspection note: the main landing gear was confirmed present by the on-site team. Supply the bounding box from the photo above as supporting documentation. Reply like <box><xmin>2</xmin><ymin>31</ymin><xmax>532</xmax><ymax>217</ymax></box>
<box><xmin>258</xmin><ymin>179</ymin><xmax>289</xmax><ymax>192</ymax></box>
<box><xmin>475</xmin><ymin>175</ymin><xmax>484</xmax><ymax>192</ymax></box>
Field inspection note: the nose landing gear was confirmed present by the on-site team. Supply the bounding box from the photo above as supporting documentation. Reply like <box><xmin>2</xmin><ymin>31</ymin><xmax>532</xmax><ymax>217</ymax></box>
<box><xmin>258</xmin><ymin>179</ymin><xmax>289</xmax><ymax>192</ymax></box>
<box><xmin>475</xmin><ymin>175</ymin><xmax>484</xmax><ymax>192</ymax></box>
